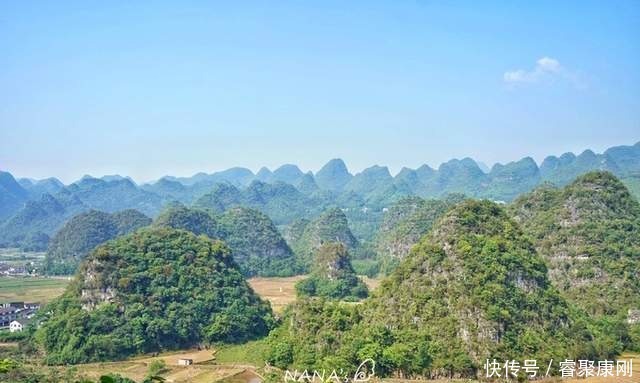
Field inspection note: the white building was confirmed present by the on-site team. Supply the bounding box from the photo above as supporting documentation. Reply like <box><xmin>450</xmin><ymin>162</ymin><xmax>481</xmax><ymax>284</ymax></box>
<box><xmin>177</xmin><ymin>358</ymin><xmax>193</xmax><ymax>366</ymax></box>
<box><xmin>9</xmin><ymin>320</ymin><xmax>24</xmax><ymax>332</ymax></box>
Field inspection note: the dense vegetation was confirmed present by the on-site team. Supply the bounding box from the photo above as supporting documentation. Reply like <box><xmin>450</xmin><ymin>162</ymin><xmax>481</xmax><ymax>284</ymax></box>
<box><xmin>509</xmin><ymin>171</ymin><xmax>640</xmax><ymax>322</ymax></box>
<box><xmin>154</xmin><ymin>205</ymin><xmax>298</xmax><ymax>276</ymax></box>
<box><xmin>267</xmin><ymin>201</ymin><xmax>611</xmax><ymax>379</ymax></box>
<box><xmin>264</xmin><ymin>299</ymin><xmax>364</xmax><ymax>373</ymax></box>
<box><xmin>295</xmin><ymin>243</ymin><xmax>368</xmax><ymax>300</ymax></box>
<box><xmin>288</xmin><ymin>207</ymin><xmax>359</xmax><ymax>270</ymax></box>
<box><xmin>375</xmin><ymin>194</ymin><xmax>465</xmax><ymax>260</ymax></box>
<box><xmin>154</xmin><ymin>203</ymin><xmax>223</xmax><ymax>238</ymax></box>
<box><xmin>218</xmin><ymin>207</ymin><xmax>300</xmax><ymax>276</ymax></box>
<box><xmin>45</xmin><ymin>209</ymin><xmax>151</xmax><ymax>275</ymax></box>
<box><xmin>361</xmin><ymin>200</ymin><xmax>606</xmax><ymax>376</ymax></box>
<box><xmin>34</xmin><ymin>227</ymin><xmax>275</xmax><ymax>364</ymax></box>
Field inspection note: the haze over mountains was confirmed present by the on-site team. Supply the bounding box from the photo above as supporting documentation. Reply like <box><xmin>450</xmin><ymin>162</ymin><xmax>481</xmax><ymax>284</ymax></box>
<box><xmin>1</xmin><ymin>142</ymin><xmax>639</xmax><ymax>251</ymax></box>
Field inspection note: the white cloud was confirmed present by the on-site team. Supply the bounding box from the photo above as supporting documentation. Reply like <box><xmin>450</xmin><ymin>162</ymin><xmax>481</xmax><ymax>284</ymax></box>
<box><xmin>504</xmin><ymin>69</ymin><xmax>535</xmax><ymax>83</ymax></box>
<box><xmin>503</xmin><ymin>57</ymin><xmax>582</xmax><ymax>88</ymax></box>
<box><xmin>536</xmin><ymin>57</ymin><xmax>561</xmax><ymax>72</ymax></box>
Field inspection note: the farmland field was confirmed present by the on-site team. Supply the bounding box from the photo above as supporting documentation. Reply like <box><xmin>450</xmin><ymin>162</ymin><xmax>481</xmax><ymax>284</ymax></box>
<box><xmin>47</xmin><ymin>349</ymin><xmax>248</xmax><ymax>383</ymax></box>
<box><xmin>248</xmin><ymin>275</ymin><xmax>380</xmax><ymax>313</ymax></box>
<box><xmin>247</xmin><ymin>275</ymin><xmax>305</xmax><ymax>313</ymax></box>
<box><xmin>32</xmin><ymin>351</ymin><xmax>640</xmax><ymax>383</ymax></box>
<box><xmin>0</xmin><ymin>276</ymin><xmax>70</xmax><ymax>303</ymax></box>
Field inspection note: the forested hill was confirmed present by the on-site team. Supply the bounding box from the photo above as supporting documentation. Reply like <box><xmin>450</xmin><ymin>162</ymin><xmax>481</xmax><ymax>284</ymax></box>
<box><xmin>34</xmin><ymin>227</ymin><xmax>275</xmax><ymax>364</ymax></box>
<box><xmin>153</xmin><ymin>205</ymin><xmax>299</xmax><ymax>277</ymax></box>
<box><xmin>288</xmin><ymin>207</ymin><xmax>359</xmax><ymax>269</ymax></box>
<box><xmin>44</xmin><ymin>209</ymin><xmax>151</xmax><ymax>275</ymax></box>
<box><xmin>375</xmin><ymin>194</ymin><xmax>465</xmax><ymax>260</ymax></box>
<box><xmin>509</xmin><ymin>171</ymin><xmax>640</xmax><ymax>318</ymax></box>
<box><xmin>1</xmin><ymin>142</ymin><xmax>639</xmax><ymax>251</ymax></box>
<box><xmin>361</xmin><ymin>200</ymin><xmax>590</xmax><ymax>373</ymax></box>
<box><xmin>295</xmin><ymin>242</ymin><xmax>369</xmax><ymax>301</ymax></box>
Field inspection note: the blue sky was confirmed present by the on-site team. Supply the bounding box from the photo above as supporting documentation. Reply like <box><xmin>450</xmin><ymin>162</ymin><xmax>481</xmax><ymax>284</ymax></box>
<box><xmin>1</xmin><ymin>1</ymin><xmax>639</xmax><ymax>183</ymax></box>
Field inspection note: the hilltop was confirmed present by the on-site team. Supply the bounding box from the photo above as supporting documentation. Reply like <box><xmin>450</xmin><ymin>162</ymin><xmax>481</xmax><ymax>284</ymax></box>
<box><xmin>45</xmin><ymin>209</ymin><xmax>151</xmax><ymax>274</ymax></box>
<box><xmin>218</xmin><ymin>207</ymin><xmax>299</xmax><ymax>276</ymax></box>
<box><xmin>295</xmin><ymin>242</ymin><xmax>368</xmax><ymax>300</ymax></box>
<box><xmin>153</xmin><ymin>205</ymin><xmax>298</xmax><ymax>277</ymax></box>
<box><xmin>0</xmin><ymin>177</ymin><xmax>163</xmax><ymax>251</ymax></box>
<box><xmin>289</xmin><ymin>207</ymin><xmax>359</xmax><ymax>270</ymax></box>
<box><xmin>0</xmin><ymin>190</ymin><xmax>86</xmax><ymax>251</ymax></box>
<box><xmin>154</xmin><ymin>203</ymin><xmax>224</xmax><ymax>239</ymax></box>
<box><xmin>194</xmin><ymin>181</ymin><xmax>323</xmax><ymax>225</ymax></box>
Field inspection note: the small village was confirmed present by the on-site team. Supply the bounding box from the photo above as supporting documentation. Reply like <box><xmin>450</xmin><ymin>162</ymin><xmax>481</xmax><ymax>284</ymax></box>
<box><xmin>0</xmin><ymin>263</ymin><xmax>39</xmax><ymax>277</ymax></box>
<box><xmin>0</xmin><ymin>301</ymin><xmax>40</xmax><ymax>333</ymax></box>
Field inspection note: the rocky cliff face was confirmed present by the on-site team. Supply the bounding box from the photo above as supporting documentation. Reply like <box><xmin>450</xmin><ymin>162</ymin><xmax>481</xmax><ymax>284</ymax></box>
<box><xmin>314</xmin><ymin>242</ymin><xmax>357</xmax><ymax>281</ymax></box>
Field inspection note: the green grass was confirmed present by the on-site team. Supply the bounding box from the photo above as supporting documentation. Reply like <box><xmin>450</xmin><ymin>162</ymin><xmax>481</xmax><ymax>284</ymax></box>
<box><xmin>214</xmin><ymin>340</ymin><xmax>268</xmax><ymax>367</ymax></box>
<box><xmin>0</xmin><ymin>276</ymin><xmax>70</xmax><ymax>303</ymax></box>
<box><xmin>0</xmin><ymin>277</ymin><xmax>69</xmax><ymax>290</ymax></box>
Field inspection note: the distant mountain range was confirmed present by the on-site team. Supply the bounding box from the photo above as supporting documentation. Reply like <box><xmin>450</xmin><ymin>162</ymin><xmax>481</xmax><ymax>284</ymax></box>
<box><xmin>144</xmin><ymin>141</ymin><xmax>640</xmax><ymax>201</ymax></box>
<box><xmin>1</xmin><ymin>141</ymin><xmax>639</xmax><ymax>250</ymax></box>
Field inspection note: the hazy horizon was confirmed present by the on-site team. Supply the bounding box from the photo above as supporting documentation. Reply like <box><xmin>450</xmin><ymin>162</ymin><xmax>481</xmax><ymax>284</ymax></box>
<box><xmin>2</xmin><ymin>2</ymin><xmax>639</xmax><ymax>183</ymax></box>
<box><xmin>5</xmin><ymin>140</ymin><xmax>638</xmax><ymax>185</ymax></box>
